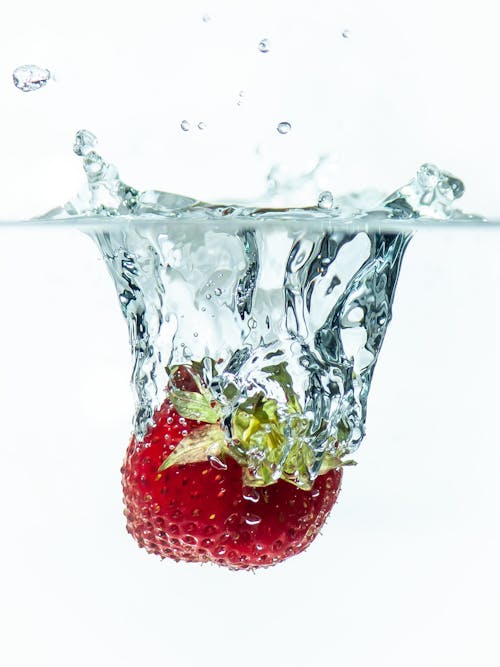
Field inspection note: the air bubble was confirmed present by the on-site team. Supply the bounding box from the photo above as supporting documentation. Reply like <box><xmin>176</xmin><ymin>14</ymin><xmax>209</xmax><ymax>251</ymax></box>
<box><xmin>208</xmin><ymin>455</ymin><xmax>228</xmax><ymax>471</ymax></box>
<box><xmin>242</xmin><ymin>487</ymin><xmax>260</xmax><ymax>503</ymax></box>
<box><xmin>202</xmin><ymin>14</ymin><xmax>211</xmax><ymax>22</ymax></box>
<box><xmin>277</xmin><ymin>122</ymin><xmax>291</xmax><ymax>135</ymax></box>
<box><xmin>248</xmin><ymin>318</ymin><xmax>257</xmax><ymax>329</ymax></box>
<box><xmin>13</xmin><ymin>64</ymin><xmax>51</xmax><ymax>92</ymax></box>
<box><xmin>197</xmin><ymin>122</ymin><xmax>206</xmax><ymax>130</ymax></box>
<box><xmin>342</xmin><ymin>29</ymin><xmax>351</xmax><ymax>38</ymax></box>
<box><xmin>180</xmin><ymin>120</ymin><xmax>190</xmax><ymax>131</ymax></box>
<box><xmin>245</xmin><ymin>514</ymin><xmax>262</xmax><ymax>526</ymax></box>
<box><xmin>214</xmin><ymin>288</ymin><xmax>222</xmax><ymax>296</ymax></box>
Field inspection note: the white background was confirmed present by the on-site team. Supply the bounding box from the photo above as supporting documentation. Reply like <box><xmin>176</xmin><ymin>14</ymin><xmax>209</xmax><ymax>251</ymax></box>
<box><xmin>1</xmin><ymin>2</ymin><xmax>500</xmax><ymax>666</ymax></box>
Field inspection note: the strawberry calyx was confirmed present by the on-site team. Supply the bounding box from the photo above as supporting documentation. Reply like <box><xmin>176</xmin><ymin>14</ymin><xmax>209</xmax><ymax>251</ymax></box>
<box><xmin>159</xmin><ymin>361</ymin><xmax>355</xmax><ymax>488</ymax></box>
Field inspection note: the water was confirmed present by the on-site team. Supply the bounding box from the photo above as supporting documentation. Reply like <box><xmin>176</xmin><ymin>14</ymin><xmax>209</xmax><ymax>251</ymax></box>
<box><xmin>12</xmin><ymin>64</ymin><xmax>51</xmax><ymax>92</ymax></box>
<box><xmin>277</xmin><ymin>121</ymin><xmax>292</xmax><ymax>135</ymax></box>
<box><xmin>37</xmin><ymin>131</ymin><xmax>479</xmax><ymax>489</ymax></box>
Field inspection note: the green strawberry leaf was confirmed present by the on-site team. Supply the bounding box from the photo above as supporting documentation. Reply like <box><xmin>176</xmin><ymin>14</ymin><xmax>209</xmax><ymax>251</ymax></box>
<box><xmin>158</xmin><ymin>424</ymin><xmax>226</xmax><ymax>471</ymax></box>
<box><xmin>169</xmin><ymin>387</ymin><xmax>221</xmax><ymax>424</ymax></box>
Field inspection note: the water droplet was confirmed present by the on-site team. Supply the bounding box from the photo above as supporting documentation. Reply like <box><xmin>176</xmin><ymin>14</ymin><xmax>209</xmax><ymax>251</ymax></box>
<box><xmin>214</xmin><ymin>288</ymin><xmax>222</xmax><ymax>296</ymax></box>
<box><xmin>242</xmin><ymin>487</ymin><xmax>260</xmax><ymax>503</ymax></box>
<box><xmin>202</xmin><ymin>14</ymin><xmax>211</xmax><ymax>22</ymax></box>
<box><xmin>245</xmin><ymin>514</ymin><xmax>262</xmax><ymax>526</ymax></box>
<box><xmin>277</xmin><ymin>121</ymin><xmax>291</xmax><ymax>135</ymax></box>
<box><xmin>311</xmin><ymin>488</ymin><xmax>320</xmax><ymax>498</ymax></box>
<box><xmin>248</xmin><ymin>318</ymin><xmax>257</xmax><ymax>329</ymax></box>
<box><xmin>73</xmin><ymin>130</ymin><xmax>97</xmax><ymax>157</ymax></box>
<box><xmin>197</xmin><ymin>121</ymin><xmax>206</xmax><ymax>130</ymax></box>
<box><xmin>167</xmin><ymin>416</ymin><xmax>173</xmax><ymax>425</ymax></box>
<box><xmin>179</xmin><ymin>417</ymin><xmax>187</xmax><ymax>426</ymax></box>
<box><xmin>13</xmin><ymin>64</ymin><xmax>51</xmax><ymax>92</ymax></box>
<box><xmin>318</xmin><ymin>190</ymin><xmax>334</xmax><ymax>209</ymax></box>
<box><xmin>342</xmin><ymin>29</ymin><xmax>351</xmax><ymax>38</ymax></box>
<box><xmin>193</xmin><ymin>331</ymin><xmax>199</xmax><ymax>337</ymax></box>
<box><xmin>206</xmin><ymin>293</ymin><xmax>212</xmax><ymax>300</ymax></box>
<box><xmin>201</xmin><ymin>306</ymin><xmax>206</xmax><ymax>312</ymax></box>
<box><xmin>258</xmin><ymin>38</ymin><xmax>270</xmax><ymax>53</ymax></box>
<box><xmin>181</xmin><ymin>429</ymin><xmax>188</xmax><ymax>437</ymax></box>
<box><xmin>208</xmin><ymin>455</ymin><xmax>228</xmax><ymax>471</ymax></box>
<box><xmin>180</xmin><ymin>120</ymin><xmax>190</xmax><ymax>131</ymax></box>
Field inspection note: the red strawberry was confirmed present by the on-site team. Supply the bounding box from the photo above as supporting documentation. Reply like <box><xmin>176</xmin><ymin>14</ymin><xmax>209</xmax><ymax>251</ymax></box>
<box><xmin>122</xmin><ymin>397</ymin><xmax>343</xmax><ymax>569</ymax></box>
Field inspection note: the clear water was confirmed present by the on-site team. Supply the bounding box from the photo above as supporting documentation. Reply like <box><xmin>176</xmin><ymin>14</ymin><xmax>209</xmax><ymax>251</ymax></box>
<box><xmin>26</xmin><ymin>131</ymin><xmax>483</xmax><ymax>489</ymax></box>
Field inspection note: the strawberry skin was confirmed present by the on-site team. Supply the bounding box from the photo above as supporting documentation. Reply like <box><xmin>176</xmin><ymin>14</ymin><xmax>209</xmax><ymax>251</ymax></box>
<box><xmin>122</xmin><ymin>400</ymin><xmax>342</xmax><ymax>569</ymax></box>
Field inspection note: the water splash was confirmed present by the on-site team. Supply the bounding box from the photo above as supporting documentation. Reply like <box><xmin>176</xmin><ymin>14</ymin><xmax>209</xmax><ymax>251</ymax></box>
<box><xmin>42</xmin><ymin>131</ymin><xmax>467</xmax><ymax>487</ymax></box>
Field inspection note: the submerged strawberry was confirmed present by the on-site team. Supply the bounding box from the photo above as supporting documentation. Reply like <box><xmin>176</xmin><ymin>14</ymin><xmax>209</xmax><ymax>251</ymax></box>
<box><xmin>122</xmin><ymin>364</ymin><xmax>346</xmax><ymax>569</ymax></box>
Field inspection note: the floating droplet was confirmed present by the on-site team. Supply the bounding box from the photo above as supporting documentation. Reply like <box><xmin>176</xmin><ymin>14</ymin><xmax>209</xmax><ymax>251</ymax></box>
<box><xmin>73</xmin><ymin>130</ymin><xmax>97</xmax><ymax>157</ymax></box>
<box><xmin>342</xmin><ymin>29</ymin><xmax>351</xmax><ymax>39</ymax></box>
<box><xmin>13</xmin><ymin>64</ymin><xmax>51</xmax><ymax>92</ymax></box>
<box><xmin>277</xmin><ymin>121</ymin><xmax>291</xmax><ymax>135</ymax></box>
<box><xmin>180</xmin><ymin>120</ymin><xmax>190</xmax><ymax>131</ymax></box>
<box><xmin>318</xmin><ymin>190</ymin><xmax>334</xmax><ymax>209</ymax></box>
<box><xmin>245</xmin><ymin>514</ymin><xmax>262</xmax><ymax>526</ymax></box>
<box><xmin>197</xmin><ymin>121</ymin><xmax>206</xmax><ymax>130</ymax></box>
<box><xmin>258</xmin><ymin>38</ymin><xmax>270</xmax><ymax>53</ymax></box>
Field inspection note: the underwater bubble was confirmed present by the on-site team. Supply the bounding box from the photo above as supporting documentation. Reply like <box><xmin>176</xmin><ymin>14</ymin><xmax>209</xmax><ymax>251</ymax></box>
<box><xmin>214</xmin><ymin>288</ymin><xmax>222</xmax><ymax>296</ymax></box>
<box><xmin>197</xmin><ymin>121</ymin><xmax>206</xmax><ymax>130</ymax></box>
<box><xmin>259</xmin><ymin>38</ymin><xmax>270</xmax><ymax>53</ymax></box>
<box><xmin>208</xmin><ymin>455</ymin><xmax>228</xmax><ymax>471</ymax></box>
<box><xmin>180</xmin><ymin>120</ymin><xmax>190</xmax><ymax>131</ymax></box>
<box><xmin>202</xmin><ymin>14</ymin><xmax>211</xmax><ymax>22</ymax></box>
<box><xmin>318</xmin><ymin>190</ymin><xmax>334</xmax><ymax>209</ymax></box>
<box><xmin>13</xmin><ymin>64</ymin><xmax>51</xmax><ymax>92</ymax></box>
<box><xmin>73</xmin><ymin>130</ymin><xmax>97</xmax><ymax>157</ymax></box>
<box><xmin>342</xmin><ymin>29</ymin><xmax>351</xmax><ymax>38</ymax></box>
<box><xmin>248</xmin><ymin>318</ymin><xmax>257</xmax><ymax>329</ymax></box>
<box><xmin>242</xmin><ymin>487</ymin><xmax>260</xmax><ymax>503</ymax></box>
<box><xmin>245</xmin><ymin>514</ymin><xmax>262</xmax><ymax>526</ymax></box>
<box><xmin>277</xmin><ymin>121</ymin><xmax>291</xmax><ymax>135</ymax></box>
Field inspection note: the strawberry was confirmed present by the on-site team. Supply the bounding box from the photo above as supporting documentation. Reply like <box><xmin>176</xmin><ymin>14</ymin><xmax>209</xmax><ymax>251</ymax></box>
<box><xmin>122</xmin><ymin>400</ymin><xmax>343</xmax><ymax>569</ymax></box>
